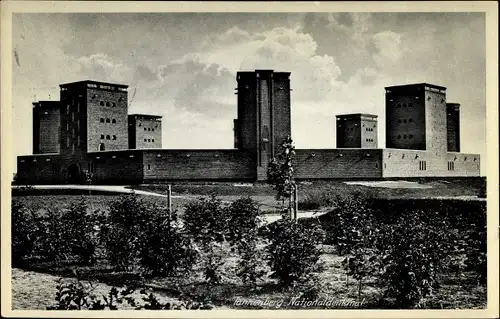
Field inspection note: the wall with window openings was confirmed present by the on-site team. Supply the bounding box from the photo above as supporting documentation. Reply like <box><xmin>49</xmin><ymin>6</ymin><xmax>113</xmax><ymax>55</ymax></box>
<box><xmin>86</xmin><ymin>86</ymin><xmax>129</xmax><ymax>152</ymax></box>
<box><xmin>128</xmin><ymin>115</ymin><xmax>162</xmax><ymax>149</ymax></box>
<box><xmin>385</xmin><ymin>85</ymin><xmax>427</xmax><ymax>150</ymax></box>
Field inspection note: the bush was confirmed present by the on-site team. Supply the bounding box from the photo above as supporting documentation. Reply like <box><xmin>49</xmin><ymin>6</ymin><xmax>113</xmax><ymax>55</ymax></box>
<box><xmin>137</xmin><ymin>209</ymin><xmax>197</xmax><ymax>276</ymax></box>
<box><xmin>11</xmin><ymin>202</ymin><xmax>37</xmax><ymax>266</ymax></box>
<box><xmin>183</xmin><ymin>195</ymin><xmax>227</xmax><ymax>245</ymax></box>
<box><xmin>101</xmin><ymin>195</ymin><xmax>197</xmax><ymax>275</ymax></box>
<box><xmin>100</xmin><ymin>195</ymin><xmax>153</xmax><ymax>271</ymax></box>
<box><xmin>225</xmin><ymin>197</ymin><xmax>266</xmax><ymax>287</ymax></box>
<box><xmin>323</xmin><ymin>192</ymin><xmax>374</xmax><ymax>255</ymax></box>
<box><xmin>265</xmin><ymin>217</ymin><xmax>325</xmax><ymax>287</ymax></box>
<box><xmin>59</xmin><ymin>198</ymin><xmax>100</xmax><ymax>265</ymax></box>
<box><xmin>374</xmin><ymin>211</ymin><xmax>450</xmax><ymax>308</ymax></box>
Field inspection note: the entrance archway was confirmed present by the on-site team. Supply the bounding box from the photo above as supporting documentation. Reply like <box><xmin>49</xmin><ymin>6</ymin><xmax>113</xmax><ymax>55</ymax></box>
<box><xmin>67</xmin><ymin>162</ymin><xmax>82</xmax><ymax>184</ymax></box>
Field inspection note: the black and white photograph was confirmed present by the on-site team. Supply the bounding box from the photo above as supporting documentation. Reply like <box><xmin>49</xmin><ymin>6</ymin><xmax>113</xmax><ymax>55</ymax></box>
<box><xmin>1</xmin><ymin>1</ymin><xmax>498</xmax><ymax>317</ymax></box>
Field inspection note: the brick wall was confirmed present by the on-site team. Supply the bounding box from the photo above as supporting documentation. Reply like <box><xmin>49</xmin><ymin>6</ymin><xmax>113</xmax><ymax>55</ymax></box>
<box><xmin>88</xmin><ymin>150</ymin><xmax>144</xmax><ymax>184</ymax></box>
<box><xmin>142</xmin><ymin>149</ymin><xmax>256</xmax><ymax>181</ymax></box>
<box><xmin>128</xmin><ymin>115</ymin><xmax>162</xmax><ymax>149</ymax></box>
<box><xmin>382</xmin><ymin>149</ymin><xmax>480</xmax><ymax>178</ymax></box>
<box><xmin>87</xmin><ymin>88</ymin><xmax>128</xmax><ymax>152</ymax></box>
<box><xmin>236</xmin><ymin>73</ymin><xmax>258</xmax><ymax>153</ymax></box>
<box><xmin>294</xmin><ymin>149</ymin><xmax>383</xmax><ymax>179</ymax></box>
<box><xmin>425</xmin><ymin>89</ymin><xmax>447</xmax><ymax>154</ymax></box>
<box><xmin>32</xmin><ymin>102</ymin><xmax>61</xmax><ymax>154</ymax></box>
<box><xmin>386</xmin><ymin>86</ymin><xmax>426</xmax><ymax>150</ymax></box>
<box><xmin>60</xmin><ymin>86</ymin><xmax>88</xmax><ymax>155</ymax></box>
<box><xmin>446</xmin><ymin>103</ymin><xmax>460</xmax><ymax>152</ymax></box>
<box><xmin>360</xmin><ymin>117</ymin><xmax>378</xmax><ymax>148</ymax></box>
<box><xmin>272</xmin><ymin>73</ymin><xmax>292</xmax><ymax>157</ymax></box>
<box><xmin>336</xmin><ymin>117</ymin><xmax>362</xmax><ymax>148</ymax></box>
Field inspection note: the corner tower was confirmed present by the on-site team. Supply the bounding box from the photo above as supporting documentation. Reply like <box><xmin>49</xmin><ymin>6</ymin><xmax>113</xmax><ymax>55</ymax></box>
<box><xmin>336</xmin><ymin>113</ymin><xmax>378</xmax><ymax>148</ymax></box>
<box><xmin>59</xmin><ymin>80</ymin><xmax>129</xmax><ymax>154</ymax></box>
<box><xmin>235</xmin><ymin>70</ymin><xmax>292</xmax><ymax>180</ymax></box>
<box><xmin>385</xmin><ymin>83</ymin><xmax>447</xmax><ymax>153</ymax></box>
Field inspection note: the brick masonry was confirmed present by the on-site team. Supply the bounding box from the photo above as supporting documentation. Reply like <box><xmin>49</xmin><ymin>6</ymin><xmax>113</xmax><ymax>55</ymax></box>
<box><xmin>16</xmin><ymin>76</ymin><xmax>481</xmax><ymax>185</ymax></box>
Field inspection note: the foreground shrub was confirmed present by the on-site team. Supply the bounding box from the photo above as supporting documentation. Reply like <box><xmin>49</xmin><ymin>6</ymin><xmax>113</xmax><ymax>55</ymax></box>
<box><xmin>265</xmin><ymin>217</ymin><xmax>325</xmax><ymax>287</ymax></box>
<box><xmin>100</xmin><ymin>195</ymin><xmax>153</xmax><ymax>271</ymax></box>
<box><xmin>59</xmin><ymin>198</ymin><xmax>100</xmax><ymax>265</ymax></box>
<box><xmin>225</xmin><ymin>197</ymin><xmax>266</xmax><ymax>287</ymax></box>
<box><xmin>323</xmin><ymin>192</ymin><xmax>374</xmax><ymax>255</ymax></box>
<box><xmin>47</xmin><ymin>277</ymin><xmax>213</xmax><ymax>310</ymax></box>
<box><xmin>102</xmin><ymin>195</ymin><xmax>197</xmax><ymax>275</ymax></box>
<box><xmin>374</xmin><ymin>211</ymin><xmax>450</xmax><ymax>308</ymax></box>
<box><xmin>183</xmin><ymin>195</ymin><xmax>227</xmax><ymax>244</ymax></box>
<box><xmin>137</xmin><ymin>209</ymin><xmax>197</xmax><ymax>276</ymax></box>
<box><xmin>11</xmin><ymin>201</ymin><xmax>37</xmax><ymax>266</ymax></box>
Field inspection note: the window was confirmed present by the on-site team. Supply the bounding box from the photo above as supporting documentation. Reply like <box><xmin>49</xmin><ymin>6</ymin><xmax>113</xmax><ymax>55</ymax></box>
<box><xmin>100</xmin><ymin>134</ymin><xmax>104</xmax><ymax>139</ymax></box>
<box><xmin>397</xmin><ymin>103</ymin><xmax>401</xmax><ymax>108</ymax></box>
<box><xmin>397</xmin><ymin>135</ymin><xmax>401</xmax><ymax>139</ymax></box>
<box><xmin>448</xmin><ymin>161</ymin><xmax>455</xmax><ymax>171</ymax></box>
<box><xmin>147</xmin><ymin>164</ymin><xmax>151</xmax><ymax>170</ymax></box>
<box><xmin>100</xmin><ymin>118</ymin><xmax>105</xmax><ymax>123</ymax></box>
<box><xmin>106</xmin><ymin>135</ymin><xmax>110</xmax><ymax>140</ymax></box>
<box><xmin>144</xmin><ymin>139</ymin><xmax>147</xmax><ymax>142</ymax></box>
<box><xmin>403</xmin><ymin>119</ymin><xmax>407</xmax><ymax>123</ymax></box>
<box><xmin>419</xmin><ymin>161</ymin><xmax>427</xmax><ymax>171</ymax></box>
<box><xmin>152</xmin><ymin>139</ymin><xmax>155</xmax><ymax>142</ymax></box>
<box><xmin>112</xmin><ymin>119</ymin><xmax>116</xmax><ymax>123</ymax></box>
<box><xmin>152</xmin><ymin>129</ymin><xmax>154</xmax><ymax>132</ymax></box>
<box><xmin>409</xmin><ymin>134</ymin><xmax>414</xmax><ymax>139</ymax></box>
<box><xmin>409</xmin><ymin>103</ymin><xmax>413</xmax><ymax>107</ymax></box>
<box><xmin>144</xmin><ymin>128</ymin><xmax>147</xmax><ymax>131</ymax></box>
<box><xmin>409</xmin><ymin>118</ymin><xmax>413</xmax><ymax>123</ymax></box>
<box><xmin>398</xmin><ymin>119</ymin><xmax>402</xmax><ymax>123</ymax></box>
<box><xmin>148</xmin><ymin>139</ymin><xmax>151</xmax><ymax>142</ymax></box>
<box><xmin>148</xmin><ymin>128</ymin><xmax>151</xmax><ymax>131</ymax></box>
<box><xmin>100</xmin><ymin>101</ymin><xmax>104</xmax><ymax>106</ymax></box>
<box><xmin>112</xmin><ymin>135</ymin><xmax>116</xmax><ymax>140</ymax></box>
<box><xmin>403</xmin><ymin>135</ymin><xmax>407</xmax><ymax>139</ymax></box>
<box><xmin>112</xmin><ymin>102</ymin><xmax>116</xmax><ymax>107</ymax></box>
<box><xmin>403</xmin><ymin>103</ymin><xmax>407</xmax><ymax>108</ymax></box>
<box><xmin>106</xmin><ymin>102</ymin><xmax>110</xmax><ymax>106</ymax></box>
<box><xmin>106</xmin><ymin>118</ymin><xmax>110</xmax><ymax>123</ymax></box>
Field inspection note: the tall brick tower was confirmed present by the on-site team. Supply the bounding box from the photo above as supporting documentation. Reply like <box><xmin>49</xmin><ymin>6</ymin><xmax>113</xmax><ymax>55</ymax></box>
<box><xmin>32</xmin><ymin>101</ymin><xmax>61</xmax><ymax>154</ymax></box>
<box><xmin>336</xmin><ymin>113</ymin><xmax>378</xmax><ymax>148</ymax></box>
<box><xmin>446</xmin><ymin>103</ymin><xmax>460</xmax><ymax>152</ymax></box>
<box><xmin>59</xmin><ymin>81</ymin><xmax>129</xmax><ymax>154</ymax></box>
<box><xmin>235</xmin><ymin>70</ymin><xmax>292</xmax><ymax>180</ymax></box>
<box><xmin>385</xmin><ymin>83</ymin><xmax>447</xmax><ymax>153</ymax></box>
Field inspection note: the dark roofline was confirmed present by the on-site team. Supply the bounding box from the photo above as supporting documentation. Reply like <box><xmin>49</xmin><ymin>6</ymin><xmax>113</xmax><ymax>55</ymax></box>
<box><xmin>128</xmin><ymin>113</ymin><xmax>163</xmax><ymax>119</ymax></box>
<box><xmin>32</xmin><ymin>101</ymin><xmax>60</xmax><ymax>108</ymax></box>
<box><xmin>59</xmin><ymin>80</ymin><xmax>129</xmax><ymax>88</ymax></box>
<box><xmin>384</xmin><ymin>83</ymin><xmax>447</xmax><ymax>90</ymax></box>
<box><xmin>237</xmin><ymin>70</ymin><xmax>291</xmax><ymax>76</ymax></box>
<box><xmin>336</xmin><ymin>113</ymin><xmax>378</xmax><ymax>118</ymax></box>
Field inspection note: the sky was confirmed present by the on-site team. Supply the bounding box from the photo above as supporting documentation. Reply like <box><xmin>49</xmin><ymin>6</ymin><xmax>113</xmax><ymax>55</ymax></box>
<box><xmin>11</xmin><ymin>12</ymin><xmax>486</xmax><ymax>171</ymax></box>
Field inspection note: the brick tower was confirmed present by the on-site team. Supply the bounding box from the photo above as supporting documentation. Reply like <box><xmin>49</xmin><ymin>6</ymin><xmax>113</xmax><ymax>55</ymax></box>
<box><xmin>336</xmin><ymin>113</ymin><xmax>378</xmax><ymax>148</ymax></box>
<box><xmin>234</xmin><ymin>70</ymin><xmax>292</xmax><ymax>180</ymax></box>
<box><xmin>58</xmin><ymin>80</ymin><xmax>129</xmax><ymax>154</ymax></box>
<box><xmin>385</xmin><ymin>83</ymin><xmax>447</xmax><ymax>153</ymax></box>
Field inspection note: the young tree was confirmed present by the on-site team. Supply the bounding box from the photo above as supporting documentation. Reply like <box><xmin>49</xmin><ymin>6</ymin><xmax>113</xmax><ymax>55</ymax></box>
<box><xmin>267</xmin><ymin>136</ymin><xmax>297</xmax><ymax>219</ymax></box>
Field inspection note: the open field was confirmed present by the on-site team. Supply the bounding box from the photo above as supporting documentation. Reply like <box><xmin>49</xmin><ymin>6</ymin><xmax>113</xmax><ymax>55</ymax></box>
<box><xmin>10</xmin><ymin>177</ymin><xmax>487</xmax><ymax>310</ymax></box>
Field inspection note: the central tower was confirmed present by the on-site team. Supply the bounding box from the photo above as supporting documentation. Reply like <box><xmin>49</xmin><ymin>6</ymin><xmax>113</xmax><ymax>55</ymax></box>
<box><xmin>235</xmin><ymin>70</ymin><xmax>291</xmax><ymax>180</ymax></box>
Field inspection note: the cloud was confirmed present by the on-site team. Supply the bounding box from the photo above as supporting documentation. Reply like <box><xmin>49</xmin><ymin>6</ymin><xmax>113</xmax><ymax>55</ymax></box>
<box><xmin>76</xmin><ymin>53</ymin><xmax>133</xmax><ymax>83</ymax></box>
<box><xmin>371</xmin><ymin>30</ymin><xmax>406</xmax><ymax>67</ymax></box>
